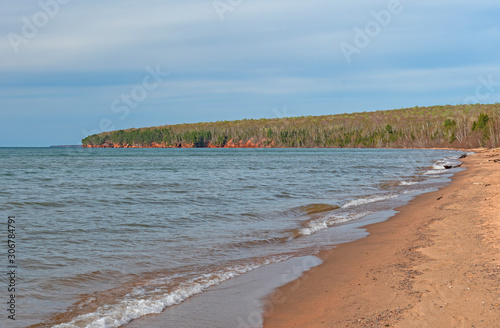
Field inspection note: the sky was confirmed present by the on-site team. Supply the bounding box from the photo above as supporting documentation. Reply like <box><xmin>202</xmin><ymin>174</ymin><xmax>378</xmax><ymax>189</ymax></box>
<box><xmin>1</xmin><ymin>0</ymin><xmax>500</xmax><ymax>146</ymax></box>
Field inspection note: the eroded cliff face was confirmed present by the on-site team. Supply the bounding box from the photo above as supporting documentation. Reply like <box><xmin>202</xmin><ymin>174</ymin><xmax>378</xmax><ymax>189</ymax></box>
<box><xmin>82</xmin><ymin>138</ymin><xmax>276</xmax><ymax>149</ymax></box>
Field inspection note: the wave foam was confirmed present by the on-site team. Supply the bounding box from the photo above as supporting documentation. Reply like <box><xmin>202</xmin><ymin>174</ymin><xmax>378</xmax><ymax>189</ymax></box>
<box><xmin>400</xmin><ymin>181</ymin><xmax>418</xmax><ymax>186</ymax></box>
<box><xmin>425</xmin><ymin>156</ymin><xmax>463</xmax><ymax>175</ymax></box>
<box><xmin>298</xmin><ymin>211</ymin><xmax>373</xmax><ymax>236</ymax></box>
<box><xmin>52</xmin><ymin>258</ymin><xmax>288</xmax><ymax>328</ymax></box>
<box><xmin>299</xmin><ymin>221</ymin><xmax>328</xmax><ymax>236</ymax></box>
<box><xmin>342</xmin><ymin>195</ymin><xmax>397</xmax><ymax>208</ymax></box>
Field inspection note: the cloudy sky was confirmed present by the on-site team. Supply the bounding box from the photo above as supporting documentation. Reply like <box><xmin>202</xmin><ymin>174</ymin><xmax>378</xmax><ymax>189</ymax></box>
<box><xmin>1</xmin><ymin>0</ymin><xmax>500</xmax><ymax>146</ymax></box>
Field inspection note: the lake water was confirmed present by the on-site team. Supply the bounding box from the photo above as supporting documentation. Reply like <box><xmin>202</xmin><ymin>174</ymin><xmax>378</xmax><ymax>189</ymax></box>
<box><xmin>0</xmin><ymin>148</ymin><xmax>464</xmax><ymax>327</ymax></box>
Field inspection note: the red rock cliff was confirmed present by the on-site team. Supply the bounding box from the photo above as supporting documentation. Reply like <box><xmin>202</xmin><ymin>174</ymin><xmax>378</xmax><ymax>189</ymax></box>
<box><xmin>82</xmin><ymin>138</ymin><xmax>276</xmax><ymax>149</ymax></box>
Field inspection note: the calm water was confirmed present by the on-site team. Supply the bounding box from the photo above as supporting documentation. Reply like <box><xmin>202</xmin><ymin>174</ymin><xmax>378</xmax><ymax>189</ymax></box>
<box><xmin>0</xmin><ymin>148</ymin><xmax>464</xmax><ymax>327</ymax></box>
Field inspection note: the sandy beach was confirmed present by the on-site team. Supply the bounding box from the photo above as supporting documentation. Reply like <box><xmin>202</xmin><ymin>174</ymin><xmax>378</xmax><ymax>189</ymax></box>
<box><xmin>264</xmin><ymin>149</ymin><xmax>500</xmax><ymax>328</ymax></box>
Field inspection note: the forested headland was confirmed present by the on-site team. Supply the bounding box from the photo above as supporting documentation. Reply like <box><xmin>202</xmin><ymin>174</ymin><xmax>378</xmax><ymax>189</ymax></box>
<box><xmin>82</xmin><ymin>104</ymin><xmax>500</xmax><ymax>149</ymax></box>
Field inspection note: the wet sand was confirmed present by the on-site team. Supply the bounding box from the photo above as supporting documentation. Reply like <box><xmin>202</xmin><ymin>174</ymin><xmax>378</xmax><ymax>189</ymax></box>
<box><xmin>264</xmin><ymin>149</ymin><xmax>500</xmax><ymax>328</ymax></box>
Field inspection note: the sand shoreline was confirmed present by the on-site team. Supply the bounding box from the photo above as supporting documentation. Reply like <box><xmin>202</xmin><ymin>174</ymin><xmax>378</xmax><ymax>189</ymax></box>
<box><xmin>263</xmin><ymin>149</ymin><xmax>499</xmax><ymax>328</ymax></box>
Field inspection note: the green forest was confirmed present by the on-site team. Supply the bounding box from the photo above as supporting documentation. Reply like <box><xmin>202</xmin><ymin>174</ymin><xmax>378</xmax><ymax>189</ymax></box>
<box><xmin>82</xmin><ymin>104</ymin><xmax>500</xmax><ymax>149</ymax></box>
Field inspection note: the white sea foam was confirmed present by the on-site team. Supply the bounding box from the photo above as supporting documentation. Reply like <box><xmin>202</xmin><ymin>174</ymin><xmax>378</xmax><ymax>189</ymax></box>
<box><xmin>400</xmin><ymin>181</ymin><xmax>418</xmax><ymax>186</ymax></box>
<box><xmin>424</xmin><ymin>162</ymin><xmax>449</xmax><ymax>175</ymax></box>
<box><xmin>423</xmin><ymin>169</ymin><xmax>442</xmax><ymax>176</ymax></box>
<box><xmin>342</xmin><ymin>194</ymin><xmax>398</xmax><ymax>208</ymax></box>
<box><xmin>298</xmin><ymin>212</ymin><xmax>373</xmax><ymax>236</ymax></box>
<box><xmin>299</xmin><ymin>221</ymin><xmax>329</xmax><ymax>236</ymax></box>
<box><xmin>52</xmin><ymin>258</ymin><xmax>288</xmax><ymax>328</ymax></box>
<box><xmin>425</xmin><ymin>157</ymin><xmax>462</xmax><ymax>175</ymax></box>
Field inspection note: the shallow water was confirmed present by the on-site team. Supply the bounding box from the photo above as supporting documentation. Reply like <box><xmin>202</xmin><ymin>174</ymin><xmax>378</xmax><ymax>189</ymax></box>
<box><xmin>0</xmin><ymin>148</ymin><xmax>463</xmax><ymax>327</ymax></box>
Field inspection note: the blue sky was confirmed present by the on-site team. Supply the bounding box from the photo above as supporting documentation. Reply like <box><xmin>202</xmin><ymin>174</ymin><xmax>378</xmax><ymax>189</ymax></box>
<box><xmin>1</xmin><ymin>0</ymin><xmax>500</xmax><ymax>146</ymax></box>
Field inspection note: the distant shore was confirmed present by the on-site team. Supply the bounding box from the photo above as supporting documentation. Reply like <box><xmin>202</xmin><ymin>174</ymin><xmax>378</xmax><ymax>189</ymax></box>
<box><xmin>82</xmin><ymin>104</ymin><xmax>500</xmax><ymax>150</ymax></box>
<box><xmin>263</xmin><ymin>148</ymin><xmax>500</xmax><ymax>327</ymax></box>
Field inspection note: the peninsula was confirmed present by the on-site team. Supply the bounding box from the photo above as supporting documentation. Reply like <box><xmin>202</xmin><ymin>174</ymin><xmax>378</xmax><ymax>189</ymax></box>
<box><xmin>82</xmin><ymin>104</ymin><xmax>499</xmax><ymax>149</ymax></box>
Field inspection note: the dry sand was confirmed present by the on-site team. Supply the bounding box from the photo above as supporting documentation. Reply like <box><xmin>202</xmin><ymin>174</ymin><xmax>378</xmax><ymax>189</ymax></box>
<box><xmin>264</xmin><ymin>149</ymin><xmax>500</xmax><ymax>328</ymax></box>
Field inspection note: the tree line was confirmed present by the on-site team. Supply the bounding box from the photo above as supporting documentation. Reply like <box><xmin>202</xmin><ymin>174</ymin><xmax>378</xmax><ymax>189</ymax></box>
<box><xmin>82</xmin><ymin>103</ymin><xmax>500</xmax><ymax>149</ymax></box>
